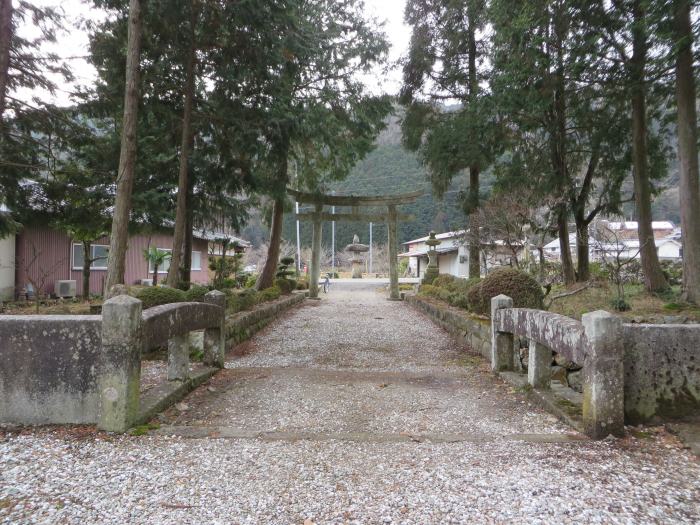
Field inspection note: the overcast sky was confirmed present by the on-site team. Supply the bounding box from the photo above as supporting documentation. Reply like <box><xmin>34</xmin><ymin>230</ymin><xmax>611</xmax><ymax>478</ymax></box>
<box><xmin>18</xmin><ymin>0</ymin><xmax>411</xmax><ymax>106</ymax></box>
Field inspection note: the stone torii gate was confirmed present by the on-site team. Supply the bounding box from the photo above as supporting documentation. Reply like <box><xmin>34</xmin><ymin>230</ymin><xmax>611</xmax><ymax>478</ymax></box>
<box><xmin>289</xmin><ymin>188</ymin><xmax>423</xmax><ymax>300</ymax></box>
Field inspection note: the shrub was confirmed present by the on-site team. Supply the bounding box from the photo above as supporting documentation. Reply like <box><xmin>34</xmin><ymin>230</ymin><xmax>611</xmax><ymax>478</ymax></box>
<box><xmin>448</xmin><ymin>292</ymin><xmax>470</xmax><ymax>309</ymax></box>
<box><xmin>469</xmin><ymin>268</ymin><xmax>544</xmax><ymax>316</ymax></box>
<box><xmin>433</xmin><ymin>274</ymin><xmax>458</xmax><ymax>289</ymax></box>
<box><xmin>184</xmin><ymin>285</ymin><xmax>209</xmax><ymax>302</ymax></box>
<box><xmin>259</xmin><ymin>286</ymin><xmax>281</xmax><ymax>302</ymax></box>
<box><xmin>275</xmin><ymin>278</ymin><xmax>293</xmax><ymax>295</ymax></box>
<box><xmin>220</xmin><ymin>277</ymin><xmax>237</xmax><ymax>289</ymax></box>
<box><xmin>296</xmin><ymin>278</ymin><xmax>309</xmax><ymax>290</ymax></box>
<box><xmin>611</xmin><ymin>297</ymin><xmax>631</xmax><ymax>312</ymax></box>
<box><xmin>136</xmin><ymin>287</ymin><xmax>186</xmax><ymax>309</ymax></box>
<box><xmin>226</xmin><ymin>288</ymin><xmax>259</xmax><ymax>313</ymax></box>
<box><xmin>418</xmin><ymin>284</ymin><xmax>451</xmax><ymax>302</ymax></box>
<box><xmin>466</xmin><ymin>281</ymin><xmax>483</xmax><ymax>312</ymax></box>
<box><xmin>245</xmin><ymin>274</ymin><xmax>258</xmax><ymax>288</ymax></box>
<box><xmin>660</xmin><ymin>260</ymin><xmax>683</xmax><ymax>286</ymax></box>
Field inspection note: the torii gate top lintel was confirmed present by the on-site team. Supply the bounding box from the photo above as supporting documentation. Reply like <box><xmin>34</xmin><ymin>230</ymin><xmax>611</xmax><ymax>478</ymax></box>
<box><xmin>287</xmin><ymin>188</ymin><xmax>423</xmax><ymax>207</ymax></box>
<box><xmin>287</xmin><ymin>187</ymin><xmax>423</xmax><ymax>301</ymax></box>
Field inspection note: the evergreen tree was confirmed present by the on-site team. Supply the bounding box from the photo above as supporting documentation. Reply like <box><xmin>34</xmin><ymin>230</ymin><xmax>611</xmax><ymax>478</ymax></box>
<box><xmin>400</xmin><ymin>0</ymin><xmax>492</xmax><ymax>278</ymax></box>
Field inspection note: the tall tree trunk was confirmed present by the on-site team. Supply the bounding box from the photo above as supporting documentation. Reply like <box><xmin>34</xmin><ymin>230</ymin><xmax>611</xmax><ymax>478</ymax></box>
<box><xmin>82</xmin><ymin>240</ymin><xmax>91</xmax><ymax>301</ymax></box>
<box><xmin>466</xmin><ymin>15</ymin><xmax>480</xmax><ymax>279</ymax></box>
<box><xmin>104</xmin><ymin>0</ymin><xmax>143</xmax><ymax>296</ymax></box>
<box><xmin>557</xmin><ymin>205</ymin><xmax>576</xmax><ymax>284</ymax></box>
<box><xmin>0</xmin><ymin>0</ymin><xmax>12</xmax><ymax>122</ymax></box>
<box><xmin>674</xmin><ymin>0</ymin><xmax>700</xmax><ymax>303</ymax></box>
<box><xmin>468</xmin><ymin>166</ymin><xmax>480</xmax><ymax>278</ymax></box>
<box><xmin>256</xmin><ymin>196</ymin><xmax>285</xmax><ymax>290</ymax></box>
<box><xmin>180</xmin><ymin>188</ymin><xmax>194</xmax><ymax>286</ymax></box>
<box><xmin>629</xmin><ymin>0</ymin><xmax>668</xmax><ymax>292</ymax></box>
<box><xmin>575</xmin><ymin>220</ymin><xmax>589</xmax><ymax>282</ymax></box>
<box><xmin>167</xmin><ymin>4</ymin><xmax>197</xmax><ymax>288</ymax></box>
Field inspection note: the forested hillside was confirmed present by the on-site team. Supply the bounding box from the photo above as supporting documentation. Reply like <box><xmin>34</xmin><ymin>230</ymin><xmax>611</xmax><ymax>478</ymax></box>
<box><xmin>280</xmin><ymin>114</ymin><xmax>496</xmax><ymax>249</ymax></box>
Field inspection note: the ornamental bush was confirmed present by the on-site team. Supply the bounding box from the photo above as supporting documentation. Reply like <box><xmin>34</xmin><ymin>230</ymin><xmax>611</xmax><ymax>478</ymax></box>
<box><xmin>183</xmin><ymin>285</ymin><xmax>209</xmax><ymax>302</ymax></box>
<box><xmin>468</xmin><ymin>267</ymin><xmax>544</xmax><ymax>316</ymax></box>
<box><xmin>135</xmin><ymin>287</ymin><xmax>187</xmax><ymax>309</ymax></box>
<box><xmin>259</xmin><ymin>286</ymin><xmax>281</xmax><ymax>302</ymax></box>
<box><xmin>275</xmin><ymin>277</ymin><xmax>294</xmax><ymax>295</ymax></box>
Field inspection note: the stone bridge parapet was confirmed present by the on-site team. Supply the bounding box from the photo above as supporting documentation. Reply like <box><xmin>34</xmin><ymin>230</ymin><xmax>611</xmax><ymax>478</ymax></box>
<box><xmin>491</xmin><ymin>295</ymin><xmax>624</xmax><ymax>440</ymax></box>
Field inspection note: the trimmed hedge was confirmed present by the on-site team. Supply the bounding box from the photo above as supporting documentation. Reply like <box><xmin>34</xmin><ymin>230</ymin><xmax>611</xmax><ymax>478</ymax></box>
<box><xmin>135</xmin><ymin>287</ymin><xmax>186</xmax><ymax>309</ymax></box>
<box><xmin>468</xmin><ymin>267</ymin><xmax>543</xmax><ymax>316</ymax></box>
<box><xmin>184</xmin><ymin>285</ymin><xmax>209</xmax><ymax>302</ymax></box>
<box><xmin>274</xmin><ymin>278</ymin><xmax>294</xmax><ymax>295</ymax></box>
<box><xmin>419</xmin><ymin>275</ymin><xmax>481</xmax><ymax>311</ymax></box>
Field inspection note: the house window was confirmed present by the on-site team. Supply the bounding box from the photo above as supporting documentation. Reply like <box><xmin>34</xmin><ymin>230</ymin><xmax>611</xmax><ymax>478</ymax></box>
<box><xmin>148</xmin><ymin>248</ymin><xmax>172</xmax><ymax>274</ymax></box>
<box><xmin>72</xmin><ymin>244</ymin><xmax>109</xmax><ymax>270</ymax></box>
<box><xmin>147</xmin><ymin>250</ymin><xmax>202</xmax><ymax>273</ymax></box>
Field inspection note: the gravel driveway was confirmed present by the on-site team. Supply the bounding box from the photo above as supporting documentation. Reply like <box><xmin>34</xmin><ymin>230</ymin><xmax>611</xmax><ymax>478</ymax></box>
<box><xmin>1</xmin><ymin>281</ymin><xmax>699</xmax><ymax>524</ymax></box>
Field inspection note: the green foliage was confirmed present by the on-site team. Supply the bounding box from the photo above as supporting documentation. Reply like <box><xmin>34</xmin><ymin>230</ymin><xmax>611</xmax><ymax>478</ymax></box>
<box><xmin>660</xmin><ymin>260</ymin><xmax>683</xmax><ymax>286</ymax></box>
<box><xmin>135</xmin><ymin>287</ymin><xmax>186</xmax><ymax>309</ymax></box>
<box><xmin>418</xmin><ymin>284</ymin><xmax>451</xmax><ymax>303</ymax></box>
<box><xmin>469</xmin><ymin>268</ymin><xmax>544</xmax><ymax>316</ymax></box>
<box><xmin>259</xmin><ymin>286</ymin><xmax>281</xmax><ymax>302</ymax></box>
<box><xmin>183</xmin><ymin>285</ymin><xmax>208</xmax><ymax>302</ymax></box>
<box><xmin>209</xmin><ymin>254</ymin><xmax>243</xmax><ymax>290</ymax></box>
<box><xmin>611</xmin><ymin>298</ymin><xmax>631</xmax><ymax>312</ymax></box>
<box><xmin>274</xmin><ymin>278</ymin><xmax>293</xmax><ymax>295</ymax></box>
<box><xmin>296</xmin><ymin>278</ymin><xmax>309</xmax><ymax>290</ymax></box>
<box><xmin>245</xmin><ymin>274</ymin><xmax>258</xmax><ymax>288</ymax></box>
<box><xmin>142</xmin><ymin>247</ymin><xmax>170</xmax><ymax>286</ymax></box>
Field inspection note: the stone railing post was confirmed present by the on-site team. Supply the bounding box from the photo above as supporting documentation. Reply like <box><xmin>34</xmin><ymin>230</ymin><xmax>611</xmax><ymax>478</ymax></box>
<box><xmin>98</xmin><ymin>295</ymin><xmax>142</xmax><ymax>432</ymax></box>
<box><xmin>204</xmin><ymin>290</ymin><xmax>226</xmax><ymax>368</ymax></box>
<box><xmin>490</xmin><ymin>294</ymin><xmax>514</xmax><ymax>371</ymax></box>
<box><xmin>168</xmin><ymin>334</ymin><xmax>190</xmax><ymax>381</ymax></box>
<box><xmin>582</xmin><ymin>310</ymin><xmax>624</xmax><ymax>439</ymax></box>
<box><xmin>528</xmin><ymin>341</ymin><xmax>551</xmax><ymax>389</ymax></box>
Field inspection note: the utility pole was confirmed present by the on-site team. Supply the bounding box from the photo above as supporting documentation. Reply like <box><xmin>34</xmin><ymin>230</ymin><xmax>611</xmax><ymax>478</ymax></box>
<box><xmin>295</xmin><ymin>201</ymin><xmax>301</xmax><ymax>272</ymax></box>
<box><xmin>331</xmin><ymin>205</ymin><xmax>336</xmax><ymax>273</ymax></box>
<box><xmin>369</xmin><ymin>222</ymin><xmax>373</xmax><ymax>274</ymax></box>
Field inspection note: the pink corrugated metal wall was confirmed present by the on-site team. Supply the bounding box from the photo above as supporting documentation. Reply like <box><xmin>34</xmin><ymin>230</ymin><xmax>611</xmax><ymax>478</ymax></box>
<box><xmin>15</xmin><ymin>226</ymin><xmax>210</xmax><ymax>297</ymax></box>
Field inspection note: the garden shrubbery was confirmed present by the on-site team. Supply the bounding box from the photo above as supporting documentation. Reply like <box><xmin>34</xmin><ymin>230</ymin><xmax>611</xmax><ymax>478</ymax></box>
<box><xmin>468</xmin><ymin>267</ymin><xmax>544</xmax><ymax>315</ymax></box>
<box><xmin>183</xmin><ymin>284</ymin><xmax>209</xmax><ymax>302</ymax></box>
<box><xmin>419</xmin><ymin>275</ymin><xmax>481</xmax><ymax>310</ymax></box>
<box><xmin>135</xmin><ymin>287</ymin><xmax>186</xmax><ymax>308</ymax></box>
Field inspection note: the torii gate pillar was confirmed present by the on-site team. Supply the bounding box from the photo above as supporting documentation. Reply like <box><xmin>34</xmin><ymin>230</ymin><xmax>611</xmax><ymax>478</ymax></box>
<box><xmin>387</xmin><ymin>205</ymin><xmax>400</xmax><ymax>300</ymax></box>
<box><xmin>309</xmin><ymin>204</ymin><xmax>322</xmax><ymax>299</ymax></box>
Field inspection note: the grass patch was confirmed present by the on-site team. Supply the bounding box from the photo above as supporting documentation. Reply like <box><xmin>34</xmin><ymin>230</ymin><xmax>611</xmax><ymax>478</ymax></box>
<box><xmin>129</xmin><ymin>422</ymin><xmax>160</xmax><ymax>436</ymax></box>
<box><xmin>451</xmin><ymin>354</ymin><xmax>482</xmax><ymax>367</ymax></box>
<box><xmin>516</xmin><ymin>384</ymin><xmax>533</xmax><ymax>393</ymax></box>
<box><xmin>548</xmin><ymin>283</ymin><xmax>700</xmax><ymax>321</ymax></box>
<box><xmin>631</xmin><ymin>429</ymin><xmax>654</xmax><ymax>440</ymax></box>
<box><xmin>555</xmin><ymin>398</ymin><xmax>582</xmax><ymax>417</ymax></box>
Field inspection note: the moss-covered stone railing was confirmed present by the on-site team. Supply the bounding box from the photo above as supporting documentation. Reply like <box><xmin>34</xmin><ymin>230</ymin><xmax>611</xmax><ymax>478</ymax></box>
<box><xmin>491</xmin><ymin>295</ymin><xmax>623</xmax><ymax>439</ymax></box>
<box><xmin>226</xmin><ymin>291</ymin><xmax>307</xmax><ymax>346</ymax></box>
<box><xmin>408</xmin><ymin>291</ymin><xmax>700</xmax><ymax>430</ymax></box>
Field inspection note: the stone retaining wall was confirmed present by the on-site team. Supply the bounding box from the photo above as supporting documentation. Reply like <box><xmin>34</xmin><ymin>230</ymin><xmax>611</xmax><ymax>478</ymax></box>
<box><xmin>0</xmin><ymin>315</ymin><xmax>102</xmax><ymax>424</ymax></box>
<box><xmin>226</xmin><ymin>292</ymin><xmax>307</xmax><ymax>346</ymax></box>
<box><xmin>405</xmin><ymin>295</ymin><xmax>491</xmax><ymax>359</ymax></box>
<box><xmin>407</xmin><ymin>294</ymin><xmax>700</xmax><ymax>424</ymax></box>
<box><xmin>623</xmin><ymin>323</ymin><xmax>700</xmax><ymax>423</ymax></box>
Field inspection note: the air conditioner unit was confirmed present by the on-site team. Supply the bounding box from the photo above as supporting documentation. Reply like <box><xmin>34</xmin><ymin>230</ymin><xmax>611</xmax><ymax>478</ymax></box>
<box><xmin>140</xmin><ymin>279</ymin><xmax>154</xmax><ymax>287</ymax></box>
<box><xmin>55</xmin><ymin>280</ymin><xmax>77</xmax><ymax>298</ymax></box>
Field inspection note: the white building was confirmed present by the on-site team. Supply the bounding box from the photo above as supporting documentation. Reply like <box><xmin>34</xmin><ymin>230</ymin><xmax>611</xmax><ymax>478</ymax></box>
<box><xmin>542</xmin><ymin>225</ymin><xmax>683</xmax><ymax>263</ymax></box>
<box><xmin>398</xmin><ymin>231</ymin><xmax>470</xmax><ymax>278</ymax></box>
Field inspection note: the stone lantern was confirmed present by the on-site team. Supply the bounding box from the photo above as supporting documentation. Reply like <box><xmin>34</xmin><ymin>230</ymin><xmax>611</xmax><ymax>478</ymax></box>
<box><xmin>422</xmin><ymin>231</ymin><xmax>441</xmax><ymax>284</ymax></box>
<box><xmin>345</xmin><ymin>234</ymin><xmax>369</xmax><ymax>278</ymax></box>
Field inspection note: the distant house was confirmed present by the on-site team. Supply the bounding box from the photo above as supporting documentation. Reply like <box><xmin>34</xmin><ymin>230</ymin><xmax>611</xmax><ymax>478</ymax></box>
<box><xmin>7</xmin><ymin>225</ymin><xmax>249</xmax><ymax>299</ymax></box>
<box><xmin>604</xmin><ymin>220</ymin><xmax>675</xmax><ymax>240</ymax></box>
<box><xmin>399</xmin><ymin>231</ymin><xmax>470</xmax><ymax>278</ymax></box>
<box><xmin>542</xmin><ymin>221</ymin><xmax>683</xmax><ymax>263</ymax></box>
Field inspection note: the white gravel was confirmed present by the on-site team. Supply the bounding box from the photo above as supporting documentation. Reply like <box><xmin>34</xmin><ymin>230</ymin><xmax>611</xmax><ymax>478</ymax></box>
<box><xmin>1</xmin><ymin>282</ymin><xmax>699</xmax><ymax>524</ymax></box>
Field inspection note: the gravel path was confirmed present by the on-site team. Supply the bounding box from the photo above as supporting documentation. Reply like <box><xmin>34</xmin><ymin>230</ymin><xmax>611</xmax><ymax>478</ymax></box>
<box><xmin>2</xmin><ymin>281</ymin><xmax>699</xmax><ymax>524</ymax></box>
